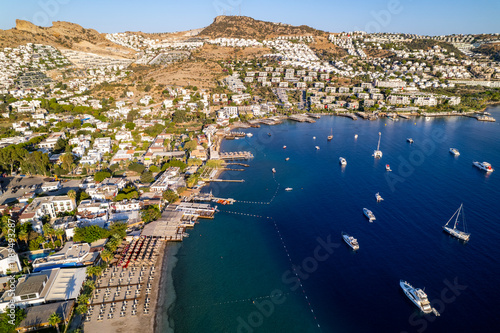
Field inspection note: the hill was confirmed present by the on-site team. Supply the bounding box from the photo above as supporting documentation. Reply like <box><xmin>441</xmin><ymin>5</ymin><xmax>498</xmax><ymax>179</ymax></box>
<box><xmin>0</xmin><ymin>20</ymin><xmax>135</xmax><ymax>58</ymax></box>
<box><xmin>474</xmin><ymin>43</ymin><xmax>500</xmax><ymax>61</ymax></box>
<box><xmin>198</xmin><ymin>15</ymin><xmax>325</xmax><ymax>39</ymax></box>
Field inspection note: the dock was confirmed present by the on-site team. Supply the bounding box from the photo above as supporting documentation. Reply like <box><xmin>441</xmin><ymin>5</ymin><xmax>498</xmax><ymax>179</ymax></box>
<box><xmin>399</xmin><ymin>114</ymin><xmax>411</xmax><ymax>119</ymax></box>
<box><xmin>288</xmin><ymin>115</ymin><xmax>316</xmax><ymax>123</ymax></box>
<box><xmin>356</xmin><ymin>112</ymin><xmax>378</xmax><ymax>120</ymax></box>
<box><xmin>219</xmin><ymin>151</ymin><xmax>254</xmax><ymax>160</ymax></box>
<box><xmin>335</xmin><ymin>112</ymin><xmax>358</xmax><ymax>120</ymax></box>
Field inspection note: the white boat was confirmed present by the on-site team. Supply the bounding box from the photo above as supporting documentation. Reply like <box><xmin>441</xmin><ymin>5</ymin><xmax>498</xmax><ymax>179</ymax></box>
<box><xmin>400</xmin><ymin>280</ymin><xmax>436</xmax><ymax>315</ymax></box>
<box><xmin>407</xmin><ymin>138</ymin><xmax>414</xmax><ymax>143</ymax></box>
<box><xmin>375</xmin><ymin>192</ymin><xmax>384</xmax><ymax>202</ymax></box>
<box><xmin>328</xmin><ymin>129</ymin><xmax>333</xmax><ymax>141</ymax></box>
<box><xmin>285</xmin><ymin>157</ymin><xmax>290</xmax><ymax>161</ymax></box>
<box><xmin>285</xmin><ymin>187</ymin><xmax>293</xmax><ymax>191</ymax></box>
<box><xmin>272</xmin><ymin>168</ymin><xmax>276</xmax><ymax>173</ymax></box>
<box><xmin>443</xmin><ymin>204</ymin><xmax>470</xmax><ymax>241</ymax></box>
<box><xmin>373</xmin><ymin>132</ymin><xmax>383</xmax><ymax>158</ymax></box>
<box><xmin>315</xmin><ymin>146</ymin><xmax>320</xmax><ymax>150</ymax></box>
<box><xmin>313</xmin><ymin>136</ymin><xmax>316</xmax><ymax>140</ymax></box>
<box><xmin>342</xmin><ymin>232</ymin><xmax>359</xmax><ymax>250</ymax></box>
<box><xmin>339</xmin><ymin>157</ymin><xmax>347</xmax><ymax>166</ymax></box>
<box><xmin>246</xmin><ymin>133</ymin><xmax>253</xmax><ymax>137</ymax></box>
<box><xmin>363</xmin><ymin>208</ymin><xmax>376</xmax><ymax>222</ymax></box>
<box><xmin>283</xmin><ymin>145</ymin><xmax>287</xmax><ymax>149</ymax></box>
<box><xmin>425</xmin><ymin>116</ymin><xmax>431</xmax><ymax>121</ymax></box>
<box><xmin>449</xmin><ymin>148</ymin><xmax>460</xmax><ymax>156</ymax></box>
<box><xmin>354</xmin><ymin>134</ymin><xmax>358</xmax><ymax>139</ymax></box>
<box><xmin>386</xmin><ymin>164</ymin><xmax>392</xmax><ymax>172</ymax></box>
<box><xmin>473</xmin><ymin>161</ymin><xmax>494</xmax><ymax>172</ymax></box>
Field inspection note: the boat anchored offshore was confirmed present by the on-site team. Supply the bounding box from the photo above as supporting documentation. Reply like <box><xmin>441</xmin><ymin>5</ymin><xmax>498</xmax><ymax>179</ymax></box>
<box><xmin>449</xmin><ymin>148</ymin><xmax>460</xmax><ymax>156</ymax></box>
<box><xmin>373</xmin><ymin>132</ymin><xmax>383</xmax><ymax>158</ymax></box>
<box><xmin>354</xmin><ymin>134</ymin><xmax>358</xmax><ymax>139</ymax></box>
<box><xmin>375</xmin><ymin>192</ymin><xmax>384</xmax><ymax>202</ymax></box>
<box><xmin>339</xmin><ymin>157</ymin><xmax>347</xmax><ymax>166</ymax></box>
<box><xmin>407</xmin><ymin>138</ymin><xmax>414</xmax><ymax>143</ymax></box>
<box><xmin>328</xmin><ymin>129</ymin><xmax>333</xmax><ymax>141</ymax></box>
<box><xmin>400</xmin><ymin>280</ymin><xmax>440</xmax><ymax>316</ymax></box>
<box><xmin>285</xmin><ymin>187</ymin><xmax>293</xmax><ymax>191</ymax></box>
<box><xmin>342</xmin><ymin>232</ymin><xmax>359</xmax><ymax>250</ymax></box>
<box><xmin>443</xmin><ymin>203</ymin><xmax>470</xmax><ymax>241</ymax></box>
<box><xmin>363</xmin><ymin>208</ymin><xmax>376</xmax><ymax>222</ymax></box>
<box><xmin>313</xmin><ymin>136</ymin><xmax>316</xmax><ymax>140</ymax></box>
<box><xmin>315</xmin><ymin>146</ymin><xmax>320</xmax><ymax>150</ymax></box>
<box><xmin>473</xmin><ymin>161</ymin><xmax>494</xmax><ymax>172</ymax></box>
<box><xmin>285</xmin><ymin>157</ymin><xmax>290</xmax><ymax>161</ymax></box>
<box><xmin>283</xmin><ymin>145</ymin><xmax>287</xmax><ymax>149</ymax></box>
<box><xmin>386</xmin><ymin>164</ymin><xmax>392</xmax><ymax>172</ymax></box>
<box><xmin>246</xmin><ymin>133</ymin><xmax>253</xmax><ymax>137</ymax></box>
<box><xmin>272</xmin><ymin>168</ymin><xmax>276</xmax><ymax>173</ymax></box>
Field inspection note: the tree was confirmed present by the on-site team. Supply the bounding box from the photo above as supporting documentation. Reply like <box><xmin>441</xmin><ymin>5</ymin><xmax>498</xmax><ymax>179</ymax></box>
<box><xmin>0</xmin><ymin>307</ymin><xmax>26</xmax><ymax>333</ymax></box>
<box><xmin>162</xmin><ymin>190</ymin><xmax>179</xmax><ymax>204</ymax></box>
<box><xmin>42</xmin><ymin>223</ymin><xmax>55</xmax><ymax>247</ymax></box>
<box><xmin>149</xmin><ymin>165</ymin><xmax>159</xmax><ymax>173</ymax></box>
<box><xmin>53</xmin><ymin>138</ymin><xmax>68</xmax><ymax>152</ymax></box>
<box><xmin>94</xmin><ymin>171</ymin><xmax>111</xmax><ymax>183</ymax></box>
<box><xmin>17</xmin><ymin>229</ymin><xmax>28</xmax><ymax>248</ymax></box>
<box><xmin>74</xmin><ymin>225</ymin><xmax>109</xmax><ymax>243</ymax></box>
<box><xmin>128</xmin><ymin>162</ymin><xmax>145</xmax><ymax>174</ymax></box>
<box><xmin>100</xmin><ymin>249</ymin><xmax>113</xmax><ymax>263</ymax></box>
<box><xmin>86</xmin><ymin>265</ymin><xmax>103</xmax><ymax>278</ymax></box>
<box><xmin>55</xmin><ymin>228</ymin><xmax>65</xmax><ymax>243</ymax></box>
<box><xmin>140</xmin><ymin>171</ymin><xmax>155</xmax><ymax>183</ymax></box>
<box><xmin>125</xmin><ymin>122</ymin><xmax>135</xmax><ymax>130</ymax></box>
<box><xmin>67</xmin><ymin>189</ymin><xmax>76</xmax><ymax>203</ymax></box>
<box><xmin>183</xmin><ymin>140</ymin><xmax>198</xmax><ymax>152</ymax></box>
<box><xmin>141</xmin><ymin>205</ymin><xmax>161</xmax><ymax>223</ymax></box>
<box><xmin>60</xmin><ymin>153</ymin><xmax>74</xmax><ymax>173</ymax></box>
<box><xmin>48</xmin><ymin>313</ymin><xmax>62</xmax><ymax>333</ymax></box>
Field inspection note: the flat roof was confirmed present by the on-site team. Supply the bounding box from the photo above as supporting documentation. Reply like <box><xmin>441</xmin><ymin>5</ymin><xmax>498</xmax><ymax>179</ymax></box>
<box><xmin>45</xmin><ymin>267</ymin><xmax>86</xmax><ymax>301</ymax></box>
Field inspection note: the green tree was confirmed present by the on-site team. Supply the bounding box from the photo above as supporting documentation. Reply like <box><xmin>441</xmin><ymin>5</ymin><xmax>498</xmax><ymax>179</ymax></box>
<box><xmin>183</xmin><ymin>140</ymin><xmax>198</xmax><ymax>152</ymax></box>
<box><xmin>125</xmin><ymin>122</ymin><xmax>135</xmax><ymax>130</ymax></box>
<box><xmin>60</xmin><ymin>153</ymin><xmax>74</xmax><ymax>173</ymax></box>
<box><xmin>140</xmin><ymin>171</ymin><xmax>155</xmax><ymax>183</ymax></box>
<box><xmin>0</xmin><ymin>307</ymin><xmax>26</xmax><ymax>333</ymax></box>
<box><xmin>42</xmin><ymin>223</ymin><xmax>55</xmax><ymax>247</ymax></box>
<box><xmin>94</xmin><ymin>171</ymin><xmax>111</xmax><ymax>182</ymax></box>
<box><xmin>162</xmin><ymin>190</ymin><xmax>179</xmax><ymax>204</ymax></box>
<box><xmin>141</xmin><ymin>205</ymin><xmax>161</xmax><ymax>223</ymax></box>
<box><xmin>74</xmin><ymin>225</ymin><xmax>109</xmax><ymax>243</ymax></box>
<box><xmin>48</xmin><ymin>312</ymin><xmax>62</xmax><ymax>333</ymax></box>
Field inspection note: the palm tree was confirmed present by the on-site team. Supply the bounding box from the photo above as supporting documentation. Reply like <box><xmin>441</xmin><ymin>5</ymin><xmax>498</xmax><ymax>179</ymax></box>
<box><xmin>100</xmin><ymin>249</ymin><xmax>113</xmax><ymax>263</ymax></box>
<box><xmin>18</xmin><ymin>229</ymin><xmax>28</xmax><ymax>248</ymax></box>
<box><xmin>42</xmin><ymin>224</ymin><xmax>55</xmax><ymax>247</ymax></box>
<box><xmin>48</xmin><ymin>312</ymin><xmax>62</xmax><ymax>333</ymax></box>
<box><xmin>55</xmin><ymin>228</ymin><xmax>65</xmax><ymax>243</ymax></box>
<box><xmin>67</xmin><ymin>190</ymin><xmax>76</xmax><ymax>205</ymax></box>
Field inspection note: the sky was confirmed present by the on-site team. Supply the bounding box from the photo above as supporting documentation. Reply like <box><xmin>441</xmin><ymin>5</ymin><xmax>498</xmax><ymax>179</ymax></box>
<box><xmin>0</xmin><ymin>0</ymin><xmax>499</xmax><ymax>36</ymax></box>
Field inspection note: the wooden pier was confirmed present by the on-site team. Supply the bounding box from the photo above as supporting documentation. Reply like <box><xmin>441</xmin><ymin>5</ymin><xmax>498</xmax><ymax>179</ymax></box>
<box><xmin>219</xmin><ymin>151</ymin><xmax>254</xmax><ymax>160</ymax></box>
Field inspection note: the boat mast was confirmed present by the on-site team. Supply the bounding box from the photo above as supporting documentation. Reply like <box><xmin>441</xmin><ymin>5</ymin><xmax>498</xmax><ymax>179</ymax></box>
<box><xmin>454</xmin><ymin>203</ymin><xmax>463</xmax><ymax>229</ymax></box>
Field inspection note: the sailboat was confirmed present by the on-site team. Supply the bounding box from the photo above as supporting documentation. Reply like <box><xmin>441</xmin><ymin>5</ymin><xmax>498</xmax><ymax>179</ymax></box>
<box><xmin>443</xmin><ymin>203</ymin><xmax>470</xmax><ymax>241</ymax></box>
<box><xmin>373</xmin><ymin>132</ymin><xmax>383</xmax><ymax>158</ymax></box>
<box><xmin>327</xmin><ymin>129</ymin><xmax>333</xmax><ymax>141</ymax></box>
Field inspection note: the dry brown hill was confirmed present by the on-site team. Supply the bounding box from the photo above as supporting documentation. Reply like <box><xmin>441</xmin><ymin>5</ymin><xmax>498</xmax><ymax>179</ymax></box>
<box><xmin>474</xmin><ymin>42</ymin><xmax>500</xmax><ymax>61</ymax></box>
<box><xmin>198</xmin><ymin>15</ymin><xmax>325</xmax><ymax>39</ymax></box>
<box><xmin>0</xmin><ymin>20</ymin><xmax>135</xmax><ymax>58</ymax></box>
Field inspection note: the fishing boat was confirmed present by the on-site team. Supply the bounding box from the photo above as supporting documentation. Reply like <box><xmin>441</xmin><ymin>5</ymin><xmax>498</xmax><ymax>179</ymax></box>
<box><xmin>386</xmin><ymin>164</ymin><xmax>392</xmax><ymax>171</ymax></box>
<box><xmin>354</xmin><ymin>134</ymin><xmax>358</xmax><ymax>139</ymax></box>
<box><xmin>272</xmin><ymin>168</ymin><xmax>276</xmax><ymax>173</ymax></box>
<box><xmin>246</xmin><ymin>133</ymin><xmax>253</xmax><ymax>137</ymax></box>
<box><xmin>473</xmin><ymin>161</ymin><xmax>494</xmax><ymax>172</ymax></box>
<box><xmin>363</xmin><ymin>208</ymin><xmax>376</xmax><ymax>222</ymax></box>
<box><xmin>449</xmin><ymin>148</ymin><xmax>460</xmax><ymax>156</ymax></box>
<box><xmin>285</xmin><ymin>157</ymin><xmax>290</xmax><ymax>161</ymax></box>
<box><xmin>443</xmin><ymin>204</ymin><xmax>470</xmax><ymax>241</ymax></box>
<box><xmin>285</xmin><ymin>187</ymin><xmax>293</xmax><ymax>191</ymax></box>
<box><xmin>283</xmin><ymin>145</ymin><xmax>287</xmax><ymax>149</ymax></box>
<box><xmin>407</xmin><ymin>138</ymin><xmax>414</xmax><ymax>143</ymax></box>
<box><xmin>328</xmin><ymin>129</ymin><xmax>333</xmax><ymax>141</ymax></box>
<box><xmin>342</xmin><ymin>232</ymin><xmax>359</xmax><ymax>250</ymax></box>
<box><xmin>400</xmin><ymin>280</ymin><xmax>439</xmax><ymax>315</ymax></box>
<box><xmin>373</xmin><ymin>132</ymin><xmax>383</xmax><ymax>158</ymax></box>
<box><xmin>375</xmin><ymin>192</ymin><xmax>384</xmax><ymax>202</ymax></box>
<box><xmin>339</xmin><ymin>157</ymin><xmax>347</xmax><ymax>166</ymax></box>
<box><xmin>315</xmin><ymin>146</ymin><xmax>320</xmax><ymax>150</ymax></box>
<box><xmin>268</xmin><ymin>133</ymin><xmax>272</xmax><ymax>136</ymax></box>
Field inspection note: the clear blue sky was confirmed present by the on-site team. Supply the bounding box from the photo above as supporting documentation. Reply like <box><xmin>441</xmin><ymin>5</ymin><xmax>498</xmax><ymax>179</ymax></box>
<box><xmin>1</xmin><ymin>0</ymin><xmax>499</xmax><ymax>35</ymax></box>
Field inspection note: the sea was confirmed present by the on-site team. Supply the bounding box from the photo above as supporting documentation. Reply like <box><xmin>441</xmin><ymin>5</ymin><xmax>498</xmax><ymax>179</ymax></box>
<box><xmin>157</xmin><ymin>105</ymin><xmax>500</xmax><ymax>333</ymax></box>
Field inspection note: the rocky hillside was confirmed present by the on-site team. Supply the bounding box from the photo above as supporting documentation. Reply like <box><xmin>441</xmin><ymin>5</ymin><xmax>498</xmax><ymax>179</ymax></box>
<box><xmin>474</xmin><ymin>43</ymin><xmax>500</xmax><ymax>61</ymax></box>
<box><xmin>199</xmin><ymin>16</ymin><xmax>325</xmax><ymax>39</ymax></box>
<box><xmin>0</xmin><ymin>20</ymin><xmax>135</xmax><ymax>57</ymax></box>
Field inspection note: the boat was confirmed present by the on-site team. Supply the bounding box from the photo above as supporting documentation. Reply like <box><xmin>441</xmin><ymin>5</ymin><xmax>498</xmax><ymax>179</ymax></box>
<box><xmin>339</xmin><ymin>157</ymin><xmax>347</xmax><ymax>166</ymax></box>
<box><xmin>313</xmin><ymin>136</ymin><xmax>316</xmax><ymax>140</ymax></box>
<box><xmin>268</xmin><ymin>133</ymin><xmax>272</xmax><ymax>136</ymax></box>
<box><xmin>400</xmin><ymin>280</ymin><xmax>438</xmax><ymax>315</ymax></box>
<box><xmin>354</xmin><ymin>134</ymin><xmax>358</xmax><ymax>139</ymax></box>
<box><xmin>375</xmin><ymin>192</ymin><xmax>384</xmax><ymax>202</ymax></box>
<box><xmin>386</xmin><ymin>164</ymin><xmax>392</xmax><ymax>171</ymax></box>
<box><xmin>363</xmin><ymin>208</ymin><xmax>376</xmax><ymax>222</ymax></box>
<box><xmin>373</xmin><ymin>132</ymin><xmax>383</xmax><ymax>158</ymax></box>
<box><xmin>328</xmin><ymin>129</ymin><xmax>333</xmax><ymax>141</ymax></box>
<box><xmin>473</xmin><ymin>161</ymin><xmax>493</xmax><ymax>172</ymax></box>
<box><xmin>443</xmin><ymin>204</ymin><xmax>470</xmax><ymax>241</ymax></box>
<box><xmin>285</xmin><ymin>157</ymin><xmax>290</xmax><ymax>161</ymax></box>
<box><xmin>407</xmin><ymin>138</ymin><xmax>414</xmax><ymax>143</ymax></box>
<box><xmin>449</xmin><ymin>148</ymin><xmax>460</xmax><ymax>156</ymax></box>
<box><xmin>272</xmin><ymin>168</ymin><xmax>276</xmax><ymax>173</ymax></box>
<box><xmin>342</xmin><ymin>232</ymin><xmax>359</xmax><ymax>250</ymax></box>
<box><xmin>285</xmin><ymin>187</ymin><xmax>293</xmax><ymax>191</ymax></box>
<box><xmin>246</xmin><ymin>133</ymin><xmax>253</xmax><ymax>137</ymax></box>
<box><xmin>283</xmin><ymin>145</ymin><xmax>287</xmax><ymax>149</ymax></box>
<box><xmin>425</xmin><ymin>116</ymin><xmax>431</xmax><ymax>121</ymax></box>
<box><xmin>315</xmin><ymin>146</ymin><xmax>320</xmax><ymax>150</ymax></box>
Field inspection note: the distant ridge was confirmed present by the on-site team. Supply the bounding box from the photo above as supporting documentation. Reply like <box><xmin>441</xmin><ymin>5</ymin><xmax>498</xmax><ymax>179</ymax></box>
<box><xmin>198</xmin><ymin>15</ymin><xmax>325</xmax><ymax>39</ymax></box>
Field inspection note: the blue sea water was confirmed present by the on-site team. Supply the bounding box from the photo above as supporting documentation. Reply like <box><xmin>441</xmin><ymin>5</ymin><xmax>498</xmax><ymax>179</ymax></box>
<box><xmin>160</xmin><ymin>106</ymin><xmax>500</xmax><ymax>333</ymax></box>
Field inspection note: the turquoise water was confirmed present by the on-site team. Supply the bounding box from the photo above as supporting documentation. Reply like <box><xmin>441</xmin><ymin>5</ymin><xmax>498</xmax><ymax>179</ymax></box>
<box><xmin>160</xmin><ymin>106</ymin><xmax>500</xmax><ymax>333</ymax></box>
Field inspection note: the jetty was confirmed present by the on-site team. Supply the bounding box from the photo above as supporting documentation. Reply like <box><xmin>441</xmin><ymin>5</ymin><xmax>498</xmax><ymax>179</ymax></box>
<box><xmin>356</xmin><ymin>112</ymin><xmax>378</xmax><ymax>120</ymax></box>
<box><xmin>289</xmin><ymin>115</ymin><xmax>316</xmax><ymax>123</ymax></box>
<box><xmin>399</xmin><ymin>114</ymin><xmax>411</xmax><ymax>119</ymax></box>
<box><xmin>219</xmin><ymin>151</ymin><xmax>254</xmax><ymax>160</ymax></box>
<box><xmin>336</xmin><ymin>112</ymin><xmax>358</xmax><ymax>120</ymax></box>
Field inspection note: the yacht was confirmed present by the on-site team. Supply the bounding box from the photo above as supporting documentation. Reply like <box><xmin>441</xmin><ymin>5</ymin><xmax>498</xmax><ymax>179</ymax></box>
<box><xmin>473</xmin><ymin>161</ymin><xmax>493</xmax><ymax>172</ymax></box>
<box><xmin>285</xmin><ymin>187</ymin><xmax>293</xmax><ymax>191</ymax></box>
<box><xmin>272</xmin><ymin>168</ymin><xmax>276</xmax><ymax>173</ymax></box>
<box><xmin>313</xmin><ymin>136</ymin><xmax>316</xmax><ymax>140</ymax></box>
<box><xmin>363</xmin><ymin>208</ymin><xmax>376</xmax><ymax>222</ymax></box>
<box><xmin>373</xmin><ymin>132</ymin><xmax>383</xmax><ymax>158</ymax></box>
<box><xmin>449</xmin><ymin>148</ymin><xmax>460</xmax><ymax>156</ymax></box>
<box><xmin>375</xmin><ymin>192</ymin><xmax>384</xmax><ymax>202</ymax></box>
<box><xmin>443</xmin><ymin>204</ymin><xmax>470</xmax><ymax>241</ymax></box>
<box><xmin>328</xmin><ymin>129</ymin><xmax>333</xmax><ymax>141</ymax></box>
<box><xmin>285</xmin><ymin>157</ymin><xmax>290</xmax><ymax>161</ymax></box>
<box><xmin>425</xmin><ymin>116</ymin><xmax>431</xmax><ymax>121</ymax></box>
<box><xmin>339</xmin><ymin>157</ymin><xmax>347</xmax><ymax>166</ymax></box>
<box><xmin>354</xmin><ymin>134</ymin><xmax>358</xmax><ymax>139</ymax></box>
<box><xmin>386</xmin><ymin>164</ymin><xmax>392</xmax><ymax>172</ymax></box>
<box><xmin>246</xmin><ymin>133</ymin><xmax>253</xmax><ymax>137</ymax></box>
<box><xmin>342</xmin><ymin>232</ymin><xmax>359</xmax><ymax>250</ymax></box>
<box><xmin>407</xmin><ymin>138</ymin><xmax>414</xmax><ymax>143</ymax></box>
<box><xmin>283</xmin><ymin>145</ymin><xmax>287</xmax><ymax>149</ymax></box>
<box><xmin>400</xmin><ymin>280</ymin><xmax>433</xmax><ymax>314</ymax></box>
<box><xmin>268</xmin><ymin>133</ymin><xmax>272</xmax><ymax>136</ymax></box>
<box><xmin>315</xmin><ymin>146</ymin><xmax>320</xmax><ymax>150</ymax></box>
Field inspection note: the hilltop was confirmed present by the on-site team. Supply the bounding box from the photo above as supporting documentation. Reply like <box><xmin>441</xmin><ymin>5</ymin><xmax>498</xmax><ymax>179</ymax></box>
<box><xmin>198</xmin><ymin>15</ymin><xmax>325</xmax><ymax>39</ymax></box>
<box><xmin>474</xmin><ymin>42</ymin><xmax>500</xmax><ymax>61</ymax></box>
<box><xmin>0</xmin><ymin>20</ymin><xmax>135</xmax><ymax>58</ymax></box>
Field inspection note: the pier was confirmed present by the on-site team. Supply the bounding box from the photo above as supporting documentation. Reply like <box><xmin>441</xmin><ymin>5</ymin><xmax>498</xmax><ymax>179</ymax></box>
<box><xmin>335</xmin><ymin>112</ymin><xmax>358</xmax><ymax>120</ymax></box>
<box><xmin>288</xmin><ymin>115</ymin><xmax>316</xmax><ymax>123</ymax></box>
<box><xmin>356</xmin><ymin>112</ymin><xmax>378</xmax><ymax>120</ymax></box>
<box><xmin>219</xmin><ymin>151</ymin><xmax>254</xmax><ymax>160</ymax></box>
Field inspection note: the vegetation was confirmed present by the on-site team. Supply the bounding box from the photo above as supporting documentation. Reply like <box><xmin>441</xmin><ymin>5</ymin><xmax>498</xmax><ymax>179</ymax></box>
<box><xmin>141</xmin><ymin>205</ymin><xmax>161</xmax><ymax>223</ymax></box>
<box><xmin>0</xmin><ymin>308</ymin><xmax>26</xmax><ymax>333</ymax></box>
<box><xmin>162</xmin><ymin>190</ymin><xmax>179</xmax><ymax>203</ymax></box>
<box><xmin>94</xmin><ymin>170</ymin><xmax>111</xmax><ymax>182</ymax></box>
